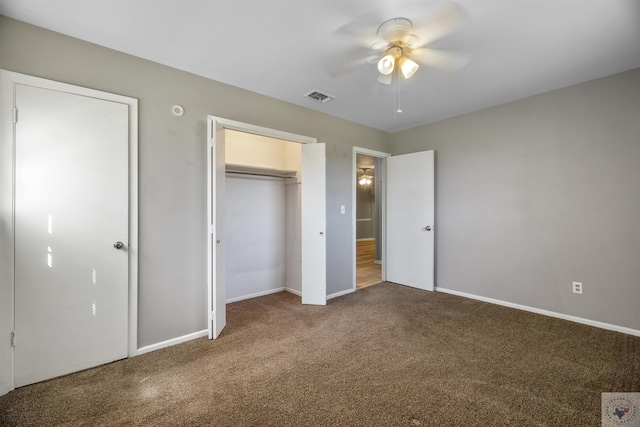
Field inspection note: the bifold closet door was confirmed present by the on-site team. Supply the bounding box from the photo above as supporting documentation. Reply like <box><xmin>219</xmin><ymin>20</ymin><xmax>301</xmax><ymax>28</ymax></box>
<box><xmin>301</xmin><ymin>143</ymin><xmax>326</xmax><ymax>305</ymax></box>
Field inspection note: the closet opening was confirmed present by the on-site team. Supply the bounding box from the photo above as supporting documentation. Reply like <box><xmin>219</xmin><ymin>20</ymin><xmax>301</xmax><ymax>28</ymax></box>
<box><xmin>224</xmin><ymin>130</ymin><xmax>303</xmax><ymax>303</ymax></box>
<box><xmin>207</xmin><ymin>115</ymin><xmax>326</xmax><ymax>338</ymax></box>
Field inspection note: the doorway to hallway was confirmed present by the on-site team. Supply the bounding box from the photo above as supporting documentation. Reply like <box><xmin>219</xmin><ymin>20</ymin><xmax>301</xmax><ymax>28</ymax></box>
<box><xmin>354</xmin><ymin>150</ymin><xmax>387</xmax><ymax>290</ymax></box>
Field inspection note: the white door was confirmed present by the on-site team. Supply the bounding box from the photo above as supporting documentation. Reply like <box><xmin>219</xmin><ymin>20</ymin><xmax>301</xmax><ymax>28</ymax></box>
<box><xmin>207</xmin><ymin>120</ymin><xmax>226</xmax><ymax>339</ymax></box>
<box><xmin>386</xmin><ymin>150</ymin><xmax>435</xmax><ymax>291</ymax></box>
<box><xmin>14</xmin><ymin>84</ymin><xmax>130</xmax><ymax>387</ymax></box>
<box><xmin>301</xmin><ymin>143</ymin><xmax>327</xmax><ymax>305</ymax></box>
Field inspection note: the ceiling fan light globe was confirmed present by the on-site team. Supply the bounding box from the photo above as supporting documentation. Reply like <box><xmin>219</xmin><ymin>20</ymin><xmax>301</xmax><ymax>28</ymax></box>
<box><xmin>377</xmin><ymin>73</ymin><xmax>392</xmax><ymax>85</ymax></box>
<box><xmin>399</xmin><ymin>57</ymin><xmax>419</xmax><ymax>79</ymax></box>
<box><xmin>377</xmin><ymin>54</ymin><xmax>395</xmax><ymax>75</ymax></box>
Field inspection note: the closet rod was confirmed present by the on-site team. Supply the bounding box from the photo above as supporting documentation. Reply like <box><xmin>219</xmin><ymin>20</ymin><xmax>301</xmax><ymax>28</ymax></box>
<box><xmin>226</xmin><ymin>170</ymin><xmax>295</xmax><ymax>179</ymax></box>
<box><xmin>225</xmin><ymin>163</ymin><xmax>298</xmax><ymax>179</ymax></box>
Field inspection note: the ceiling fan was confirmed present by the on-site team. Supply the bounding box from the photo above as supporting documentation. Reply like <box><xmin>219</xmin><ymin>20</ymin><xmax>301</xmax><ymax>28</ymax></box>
<box><xmin>327</xmin><ymin>2</ymin><xmax>470</xmax><ymax>85</ymax></box>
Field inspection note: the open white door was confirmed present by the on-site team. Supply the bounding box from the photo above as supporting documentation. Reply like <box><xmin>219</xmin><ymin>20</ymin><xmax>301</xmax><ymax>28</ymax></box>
<box><xmin>207</xmin><ymin>119</ymin><xmax>226</xmax><ymax>339</ymax></box>
<box><xmin>301</xmin><ymin>143</ymin><xmax>326</xmax><ymax>305</ymax></box>
<box><xmin>386</xmin><ymin>150</ymin><xmax>435</xmax><ymax>291</ymax></box>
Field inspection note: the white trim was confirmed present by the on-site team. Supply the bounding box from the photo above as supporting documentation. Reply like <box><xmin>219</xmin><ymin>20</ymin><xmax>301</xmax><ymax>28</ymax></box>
<box><xmin>327</xmin><ymin>288</ymin><xmax>356</xmax><ymax>300</ymax></box>
<box><xmin>436</xmin><ymin>287</ymin><xmax>640</xmax><ymax>337</ymax></box>
<box><xmin>286</xmin><ymin>288</ymin><xmax>302</xmax><ymax>297</ymax></box>
<box><xmin>226</xmin><ymin>287</ymin><xmax>304</xmax><ymax>304</ymax></box>
<box><xmin>352</xmin><ymin>147</ymin><xmax>391</xmax><ymax>293</ymax></box>
<box><xmin>226</xmin><ymin>287</ymin><xmax>286</xmax><ymax>304</ymax></box>
<box><xmin>356</xmin><ymin>237</ymin><xmax>375</xmax><ymax>242</ymax></box>
<box><xmin>127</xmin><ymin>91</ymin><xmax>139</xmax><ymax>359</ymax></box>
<box><xmin>209</xmin><ymin>116</ymin><xmax>317</xmax><ymax>145</ymax></box>
<box><xmin>0</xmin><ymin>70</ymin><xmax>138</xmax><ymax>396</ymax></box>
<box><xmin>136</xmin><ymin>330</ymin><xmax>209</xmax><ymax>356</ymax></box>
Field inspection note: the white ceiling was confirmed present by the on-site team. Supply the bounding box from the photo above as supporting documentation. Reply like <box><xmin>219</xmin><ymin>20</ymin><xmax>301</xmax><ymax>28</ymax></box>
<box><xmin>1</xmin><ymin>0</ymin><xmax>638</xmax><ymax>133</ymax></box>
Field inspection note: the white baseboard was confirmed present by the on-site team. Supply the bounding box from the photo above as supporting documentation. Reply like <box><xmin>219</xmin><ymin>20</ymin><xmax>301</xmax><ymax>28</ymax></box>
<box><xmin>136</xmin><ymin>329</ymin><xmax>209</xmax><ymax>356</ymax></box>
<box><xmin>226</xmin><ymin>287</ymin><xmax>286</xmax><ymax>304</ymax></box>
<box><xmin>327</xmin><ymin>287</ymin><xmax>356</xmax><ymax>300</ymax></box>
<box><xmin>285</xmin><ymin>288</ymin><xmax>302</xmax><ymax>297</ymax></box>
<box><xmin>356</xmin><ymin>237</ymin><xmax>375</xmax><ymax>242</ymax></box>
<box><xmin>435</xmin><ymin>287</ymin><xmax>640</xmax><ymax>337</ymax></box>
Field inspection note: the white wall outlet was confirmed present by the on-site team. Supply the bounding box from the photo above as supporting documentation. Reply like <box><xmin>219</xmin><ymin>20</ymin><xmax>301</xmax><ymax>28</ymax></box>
<box><xmin>340</xmin><ymin>205</ymin><xmax>345</xmax><ymax>214</ymax></box>
<box><xmin>573</xmin><ymin>281</ymin><xmax>583</xmax><ymax>294</ymax></box>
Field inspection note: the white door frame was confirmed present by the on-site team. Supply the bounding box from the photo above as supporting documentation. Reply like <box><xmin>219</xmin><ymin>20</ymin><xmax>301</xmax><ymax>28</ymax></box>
<box><xmin>206</xmin><ymin>116</ymin><xmax>322</xmax><ymax>338</ymax></box>
<box><xmin>0</xmin><ymin>70</ymin><xmax>138</xmax><ymax>397</ymax></box>
<box><xmin>352</xmin><ymin>147</ymin><xmax>391</xmax><ymax>291</ymax></box>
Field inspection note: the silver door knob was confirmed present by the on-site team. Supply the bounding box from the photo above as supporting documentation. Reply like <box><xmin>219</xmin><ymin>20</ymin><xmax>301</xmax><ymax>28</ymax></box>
<box><xmin>424</xmin><ymin>226</ymin><xmax>431</xmax><ymax>231</ymax></box>
<box><xmin>114</xmin><ymin>241</ymin><xmax>124</xmax><ymax>249</ymax></box>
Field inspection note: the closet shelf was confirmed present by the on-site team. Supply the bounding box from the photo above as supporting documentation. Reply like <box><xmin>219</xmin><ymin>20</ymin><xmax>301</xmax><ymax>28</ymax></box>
<box><xmin>225</xmin><ymin>163</ymin><xmax>298</xmax><ymax>179</ymax></box>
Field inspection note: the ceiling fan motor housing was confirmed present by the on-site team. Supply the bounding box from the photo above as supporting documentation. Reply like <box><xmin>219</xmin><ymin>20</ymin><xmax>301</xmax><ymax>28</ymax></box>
<box><xmin>377</xmin><ymin>18</ymin><xmax>413</xmax><ymax>42</ymax></box>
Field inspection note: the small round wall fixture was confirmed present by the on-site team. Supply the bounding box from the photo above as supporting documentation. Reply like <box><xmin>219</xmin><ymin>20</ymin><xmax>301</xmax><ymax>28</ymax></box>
<box><xmin>170</xmin><ymin>105</ymin><xmax>185</xmax><ymax>116</ymax></box>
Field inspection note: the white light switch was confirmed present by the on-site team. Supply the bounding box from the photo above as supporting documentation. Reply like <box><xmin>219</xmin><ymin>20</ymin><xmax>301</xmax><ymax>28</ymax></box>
<box><xmin>340</xmin><ymin>205</ymin><xmax>345</xmax><ymax>214</ymax></box>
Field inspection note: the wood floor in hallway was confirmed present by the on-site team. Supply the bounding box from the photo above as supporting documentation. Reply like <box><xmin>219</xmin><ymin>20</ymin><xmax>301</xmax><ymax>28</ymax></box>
<box><xmin>356</xmin><ymin>239</ymin><xmax>382</xmax><ymax>289</ymax></box>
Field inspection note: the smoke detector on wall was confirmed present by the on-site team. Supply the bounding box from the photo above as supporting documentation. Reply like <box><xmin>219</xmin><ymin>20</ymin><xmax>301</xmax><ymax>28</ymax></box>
<box><xmin>171</xmin><ymin>105</ymin><xmax>185</xmax><ymax>116</ymax></box>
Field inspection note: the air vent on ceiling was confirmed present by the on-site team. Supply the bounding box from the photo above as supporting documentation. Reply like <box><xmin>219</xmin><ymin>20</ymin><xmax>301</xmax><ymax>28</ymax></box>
<box><xmin>305</xmin><ymin>90</ymin><xmax>335</xmax><ymax>103</ymax></box>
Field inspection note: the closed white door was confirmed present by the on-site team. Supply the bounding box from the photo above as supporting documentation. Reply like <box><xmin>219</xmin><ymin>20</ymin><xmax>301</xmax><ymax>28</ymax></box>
<box><xmin>301</xmin><ymin>143</ymin><xmax>326</xmax><ymax>305</ymax></box>
<box><xmin>14</xmin><ymin>84</ymin><xmax>129</xmax><ymax>387</ymax></box>
<box><xmin>386</xmin><ymin>150</ymin><xmax>435</xmax><ymax>291</ymax></box>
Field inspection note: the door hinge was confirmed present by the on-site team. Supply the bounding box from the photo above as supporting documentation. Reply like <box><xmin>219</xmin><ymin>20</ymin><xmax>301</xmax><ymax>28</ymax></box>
<box><xmin>209</xmin><ymin>224</ymin><xmax>215</xmax><ymax>234</ymax></box>
<box><xmin>11</xmin><ymin>331</ymin><xmax>16</xmax><ymax>347</ymax></box>
<box><xmin>208</xmin><ymin>140</ymin><xmax>214</xmax><ymax>149</ymax></box>
<box><xmin>209</xmin><ymin>311</ymin><xmax>215</xmax><ymax>321</ymax></box>
<box><xmin>12</xmin><ymin>108</ymin><xmax>18</xmax><ymax>124</ymax></box>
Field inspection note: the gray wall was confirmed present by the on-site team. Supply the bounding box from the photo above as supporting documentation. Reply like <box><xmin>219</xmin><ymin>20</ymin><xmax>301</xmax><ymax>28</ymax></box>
<box><xmin>225</xmin><ymin>175</ymin><xmax>287</xmax><ymax>302</ymax></box>
<box><xmin>0</xmin><ymin>16</ymin><xmax>391</xmax><ymax>347</ymax></box>
<box><xmin>393</xmin><ymin>68</ymin><xmax>640</xmax><ymax>331</ymax></box>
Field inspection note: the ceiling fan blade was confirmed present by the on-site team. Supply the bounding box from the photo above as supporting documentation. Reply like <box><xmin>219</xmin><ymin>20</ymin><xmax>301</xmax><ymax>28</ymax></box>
<box><xmin>409</xmin><ymin>48</ymin><xmax>470</xmax><ymax>72</ymax></box>
<box><xmin>329</xmin><ymin>11</ymin><xmax>389</xmax><ymax>50</ymax></box>
<box><xmin>409</xmin><ymin>2</ymin><xmax>466</xmax><ymax>49</ymax></box>
<box><xmin>326</xmin><ymin>46</ymin><xmax>378</xmax><ymax>77</ymax></box>
<box><xmin>326</xmin><ymin>11</ymin><xmax>392</xmax><ymax>78</ymax></box>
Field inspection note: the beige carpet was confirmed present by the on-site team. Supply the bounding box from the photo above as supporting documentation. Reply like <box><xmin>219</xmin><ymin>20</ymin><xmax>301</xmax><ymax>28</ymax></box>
<box><xmin>1</xmin><ymin>282</ymin><xmax>638</xmax><ymax>426</ymax></box>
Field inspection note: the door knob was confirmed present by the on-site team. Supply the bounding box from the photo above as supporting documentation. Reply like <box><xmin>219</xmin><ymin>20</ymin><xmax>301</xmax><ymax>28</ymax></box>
<box><xmin>424</xmin><ymin>226</ymin><xmax>431</xmax><ymax>231</ymax></box>
<box><xmin>113</xmin><ymin>241</ymin><xmax>124</xmax><ymax>249</ymax></box>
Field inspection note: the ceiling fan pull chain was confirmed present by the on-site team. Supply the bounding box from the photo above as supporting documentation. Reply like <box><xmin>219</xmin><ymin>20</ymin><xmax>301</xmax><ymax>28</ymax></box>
<box><xmin>394</xmin><ymin>69</ymin><xmax>402</xmax><ymax>118</ymax></box>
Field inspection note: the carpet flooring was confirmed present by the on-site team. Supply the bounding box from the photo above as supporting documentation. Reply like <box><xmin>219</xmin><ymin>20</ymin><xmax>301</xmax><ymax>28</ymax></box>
<box><xmin>1</xmin><ymin>282</ymin><xmax>638</xmax><ymax>426</ymax></box>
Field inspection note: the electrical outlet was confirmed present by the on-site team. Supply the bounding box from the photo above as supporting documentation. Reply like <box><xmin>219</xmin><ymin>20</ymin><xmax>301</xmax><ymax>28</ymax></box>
<box><xmin>573</xmin><ymin>281</ymin><xmax>583</xmax><ymax>294</ymax></box>
<box><xmin>340</xmin><ymin>205</ymin><xmax>345</xmax><ymax>214</ymax></box>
